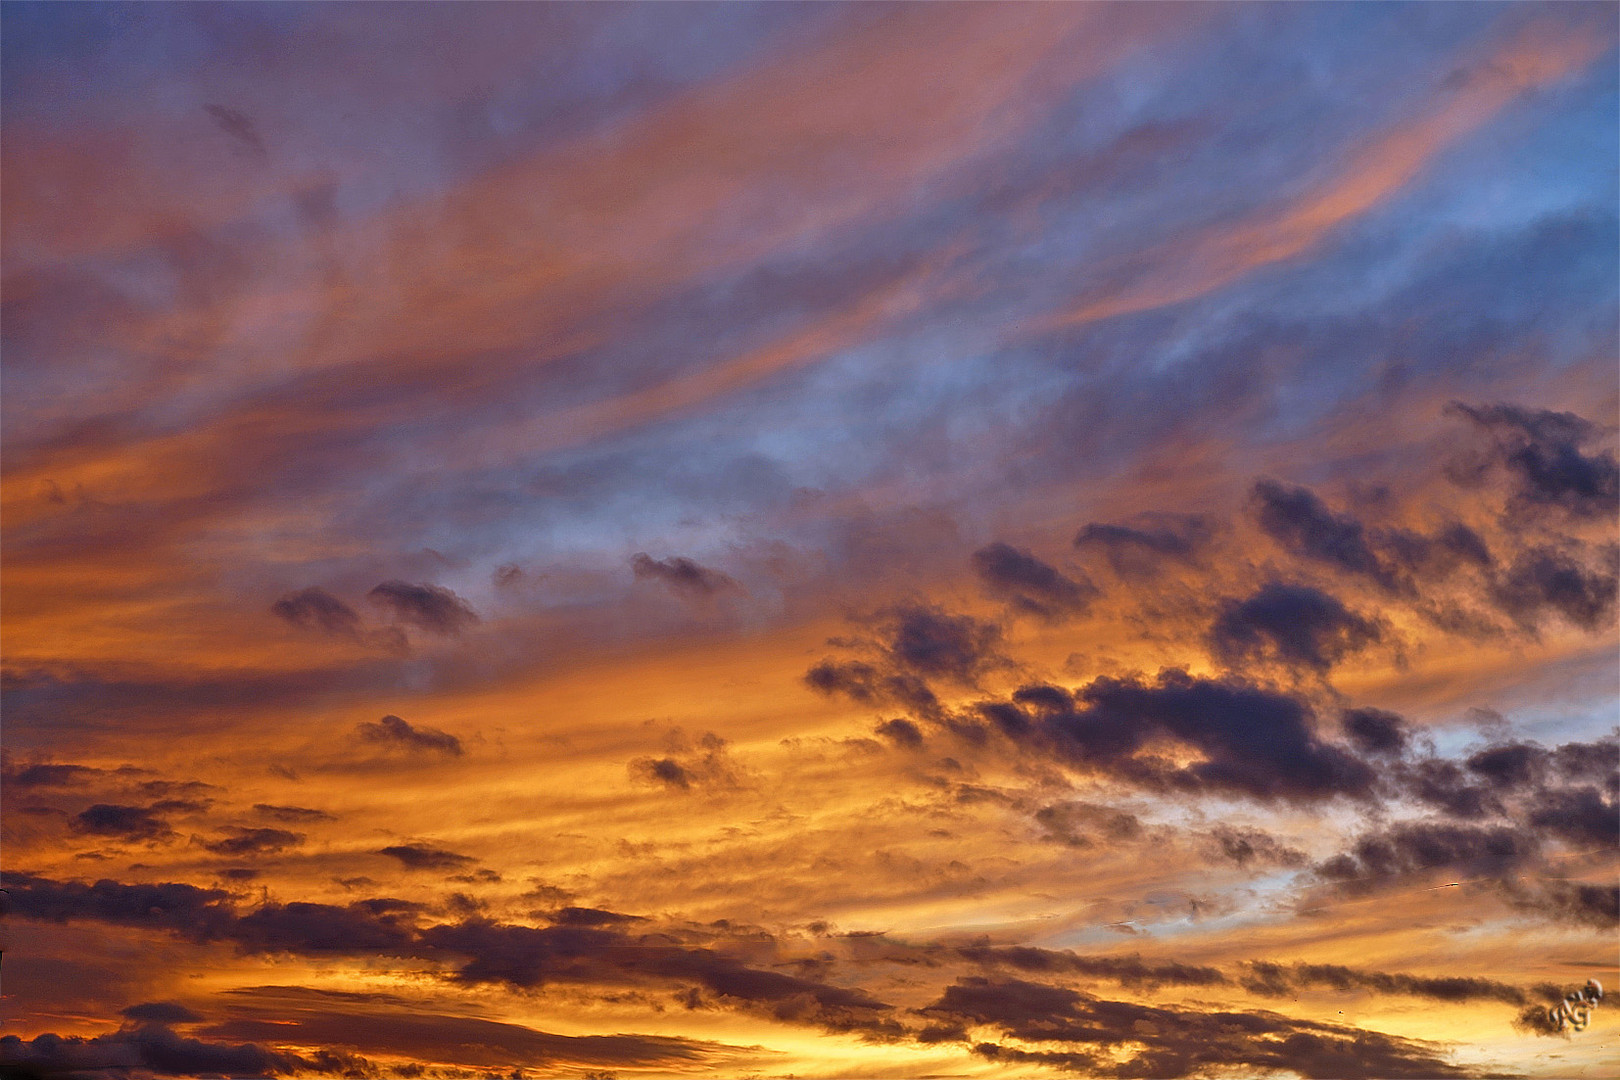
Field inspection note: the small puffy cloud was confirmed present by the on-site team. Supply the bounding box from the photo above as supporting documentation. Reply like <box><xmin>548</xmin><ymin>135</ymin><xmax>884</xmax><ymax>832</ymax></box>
<box><xmin>631</xmin><ymin>553</ymin><xmax>739</xmax><ymax>598</ymax></box>
<box><xmin>1209</xmin><ymin>582</ymin><xmax>1381</xmax><ymax>672</ymax></box>
<box><xmin>970</xmin><ymin>541</ymin><xmax>1096</xmax><ymax>620</ymax></box>
<box><xmin>376</xmin><ymin>844</ymin><xmax>475</xmax><ymax>870</ymax></box>
<box><xmin>366</xmin><ymin>580</ymin><xmax>480</xmax><ymax>635</ymax></box>
<box><xmin>356</xmin><ymin>714</ymin><xmax>464</xmax><ymax>756</ymax></box>
<box><xmin>270</xmin><ymin>586</ymin><xmax>364</xmax><ymax>637</ymax></box>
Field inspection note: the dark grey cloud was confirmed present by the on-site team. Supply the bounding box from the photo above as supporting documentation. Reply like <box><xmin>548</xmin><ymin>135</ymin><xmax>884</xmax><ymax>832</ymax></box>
<box><xmin>71</xmin><ymin>803</ymin><xmax>173</xmax><ymax>842</ymax></box>
<box><xmin>874</xmin><ymin>717</ymin><xmax>924</xmax><ymax>748</ymax></box>
<box><xmin>926</xmin><ymin>976</ymin><xmax>1473</xmax><ymax>1079</ymax></box>
<box><xmin>804</xmin><ymin>659</ymin><xmax>938</xmax><ymax>713</ymax></box>
<box><xmin>0</xmin><ymin>1022</ymin><xmax>370</xmax><ymax>1078</ymax></box>
<box><xmin>1209</xmin><ymin>582</ymin><xmax>1381</xmax><ymax>672</ymax></box>
<box><xmin>1</xmin><ymin>761</ymin><xmax>99</xmax><ymax>788</ymax></box>
<box><xmin>969</xmin><ymin>541</ymin><xmax>1096</xmax><ymax>620</ymax></box>
<box><xmin>969</xmin><ymin>670</ymin><xmax>1376</xmax><ymax>804</ymax></box>
<box><xmin>951</xmin><ymin>945</ymin><xmax>1226</xmax><ymax>990</ymax></box>
<box><xmin>1251</xmin><ymin>480</ymin><xmax>1394</xmax><ymax>589</ymax></box>
<box><xmin>355</xmin><ymin>714</ymin><xmax>464</xmax><ymax>756</ymax></box>
<box><xmin>1073</xmin><ymin>514</ymin><xmax>1212</xmax><ymax>578</ymax></box>
<box><xmin>121</xmin><ymin>1002</ymin><xmax>204</xmax><ymax>1024</ymax></box>
<box><xmin>419</xmin><ymin>918</ymin><xmax>900</xmax><ymax>1037</ymax></box>
<box><xmin>269</xmin><ymin>586</ymin><xmax>363</xmax><ymax>637</ymax></box>
<box><xmin>631</xmin><ymin>553</ymin><xmax>739</xmax><ymax>598</ymax></box>
<box><xmin>1448</xmin><ymin>402</ymin><xmax>1619</xmax><ymax>519</ymax></box>
<box><xmin>365</xmin><ymin>580</ymin><xmax>480</xmax><ymax>635</ymax></box>
<box><xmin>886</xmin><ymin>605</ymin><xmax>1003</xmax><ymax>682</ymax></box>
<box><xmin>376</xmin><ymin>844</ymin><xmax>475</xmax><ymax>870</ymax></box>
<box><xmin>1239</xmin><ymin>962</ymin><xmax>1536</xmax><ymax>1006</ymax></box>
<box><xmin>1341</xmin><ymin>707</ymin><xmax>1408</xmax><ymax>756</ymax></box>
<box><xmin>205</xmin><ymin>985</ymin><xmax>726</xmax><ymax>1071</ymax></box>
<box><xmin>1317</xmin><ymin>821</ymin><xmax>1539</xmax><ymax>885</ymax></box>
<box><xmin>629</xmin><ymin>731</ymin><xmax>740</xmax><ymax>792</ymax></box>
<box><xmin>1204</xmin><ymin>824</ymin><xmax>1307</xmax><ymax>869</ymax></box>
<box><xmin>201</xmin><ymin>827</ymin><xmax>304</xmax><ymax>857</ymax></box>
<box><xmin>1488</xmin><ymin>544</ymin><xmax>1618</xmax><ymax>632</ymax></box>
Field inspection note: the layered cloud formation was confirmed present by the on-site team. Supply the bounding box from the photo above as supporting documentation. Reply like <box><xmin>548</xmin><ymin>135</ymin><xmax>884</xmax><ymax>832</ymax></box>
<box><xmin>3</xmin><ymin>3</ymin><xmax>1616</xmax><ymax>1078</ymax></box>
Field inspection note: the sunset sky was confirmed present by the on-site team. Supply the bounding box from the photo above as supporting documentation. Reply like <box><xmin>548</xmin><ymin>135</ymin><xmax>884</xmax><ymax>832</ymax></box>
<box><xmin>3</xmin><ymin>3</ymin><xmax>1618</xmax><ymax>1078</ymax></box>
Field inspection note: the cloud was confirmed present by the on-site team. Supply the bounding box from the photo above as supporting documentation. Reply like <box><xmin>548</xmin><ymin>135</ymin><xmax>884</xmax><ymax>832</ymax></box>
<box><xmin>1447</xmin><ymin>402</ymin><xmax>1619</xmax><ymax>519</ymax></box>
<box><xmin>205</xmin><ymin>985</ymin><xmax>730</xmax><ymax>1071</ymax></box>
<box><xmin>631</xmin><ymin>553</ymin><xmax>739</xmax><ymax>597</ymax></box>
<box><xmin>926</xmin><ymin>976</ymin><xmax>1473</xmax><ymax>1078</ymax></box>
<box><xmin>884</xmin><ymin>606</ymin><xmax>1003</xmax><ymax>683</ymax></box>
<box><xmin>1251</xmin><ymin>480</ymin><xmax>1395</xmax><ymax>589</ymax></box>
<box><xmin>71</xmin><ymin>803</ymin><xmax>174</xmax><ymax>842</ymax></box>
<box><xmin>0</xmin><ymin>1023</ymin><xmax>370</xmax><ymax>1079</ymax></box>
<box><xmin>1204</xmin><ymin>824</ymin><xmax>1308</xmax><ymax>869</ymax></box>
<box><xmin>1</xmin><ymin>761</ymin><xmax>100</xmax><ymax>788</ymax></box>
<box><xmin>1342</xmin><ymin>708</ymin><xmax>1409</xmax><ymax>756</ymax></box>
<box><xmin>355</xmin><ymin>714</ymin><xmax>464</xmax><ymax>756</ymax></box>
<box><xmin>121</xmin><ymin>1002</ymin><xmax>204</xmax><ymax>1024</ymax></box>
<box><xmin>968</xmin><ymin>669</ymin><xmax>1376</xmax><ymax>803</ymax></box>
<box><xmin>201</xmin><ymin>827</ymin><xmax>305</xmax><ymax>857</ymax></box>
<box><xmin>969</xmin><ymin>541</ymin><xmax>1096</xmax><ymax>620</ymax></box>
<box><xmin>1488</xmin><ymin>544</ymin><xmax>1618</xmax><ymax>632</ymax></box>
<box><xmin>1073</xmin><ymin>515</ymin><xmax>1212</xmax><ymax>578</ymax></box>
<box><xmin>365</xmin><ymin>580</ymin><xmax>480</xmax><ymax>635</ymax></box>
<box><xmin>629</xmin><ymin>730</ymin><xmax>741</xmax><ymax>792</ymax></box>
<box><xmin>1209</xmin><ymin>582</ymin><xmax>1381</xmax><ymax>671</ymax></box>
<box><xmin>874</xmin><ymin>717</ymin><xmax>924</xmax><ymax>748</ymax></box>
<box><xmin>804</xmin><ymin>659</ymin><xmax>938</xmax><ymax>713</ymax></box>
<box><xmin>269</xmin><ymin>587</ymin><xmax>363</xmax><ymax>637</ymax></box>
<box><xmin>375</xmin><ymin>844</ymin><xmax>475</xmax><ymax>870</ymax></box>
<box><xmin>1316</xmin><ymin>821</ymin><xmax>1539</xmax><ymax>888</ymax></box>
<box><xmin>1240</xmin><ymin>962</ymin><xmax>1536</xmax><ymax>1006</ymax></box>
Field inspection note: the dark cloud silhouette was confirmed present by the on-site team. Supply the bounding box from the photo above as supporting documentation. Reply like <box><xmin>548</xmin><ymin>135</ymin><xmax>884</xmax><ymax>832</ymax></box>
<box><xmin>973</xmin><ymin>670</ymin><xmax>1376</xmax><ymax>803</ymax></box>
<box><xmin>356</xmin><ymin>714</ymin><xmax>464</xmax><ymax>756</ymax></box>
<box><xmin>1240</xmin><ymin>962</ymin><xmax>1532</xmax><ymax>1005</ymax></box>
<box><xmin>1</xmin><ymin>1023</ymin><xmax>368</xmax><ymax>1078</ymax></box>
<box><xmin>365</xmin><ymin>580</ymin><xmax>480</xmax><ymax>635</ymax></box>
<box><xmin>121</xmin><ymin>1002</ymin><xmax>204</xmax><ymax>1024</ymax></box>
<box><xmin>1</xmin><ymin>761</ymin><xmax>99</xmax><ymax>788</ymax></box>
<box><xmin>269</xmin><ymin>586</ymin><xmax>363</xmax><ymax>637</ymax></box>
<box><xmin>631</xmin><ymin>553</ymin><xmax>739</xmax><ymax>597</ymax></box>
<box><xmin>202</xmin><ymin>827</ymin><xmax>304</xmax><ymax>857</ymax></box>
<box><xmin>1401</xmin><ymin>758</ymin><xmax>1502</xmax><ymax>818</ymax></box>
<box><xmin>969</xmin><ymin>542</ymin><xmax>1095</xmax><ymax>620</ymax></box>
<box><xmin>1205</xmin><ymin>824</ymin><xmax>1308</xmax><ymax>868</ymax></box>
<box><xmin>874</xmin><ymin>717</ymin><xmax>924</xmax><ymax>748</ymax></box>
<box><xmin>204</xmin><ymin>985</ymin><xmax>726</xmax><ymax>1071</ymax></box>
<box><xmin>419</xmin><ymin>918</ymin><xmax>899</xmax><ymax>1037</ymax></box>
<box><xmin>1342</xmin><ymin>708</ymin><xmax>1409</xmax><ymax>756</ymax></box>
<box><xmin>629</xmin><ymin>731</ymin><xmax>740</xmax><ymax>791</ymax></box>
<box><xmin>6</xmin><ymin>874</ymin><xmax>236</xmax><ymax>937</ymax></box>
<box><xmin>926</xmin><ymin>976</ymin><xmax>1472</xmax><ymax>1079</ymax></box>
<box><xmin>1074</xmin><ymin>515</ymin><xmax>1211</xmax><ymax>578</ymax></box>
<box><xmin>71</xmin><ymin>803</ymin><xmax>174</xmax><ymax>842</ymax></box>
<box><xmin>1504</xmin><ymin>878</ymin><xmax>1619</xmax><ymax>929</ymax></box>
<box><xmin>1251</xmin><ymin>480</ymin><xmax>1395</xmax><ymax>588</ymax></box>
<box><xmin>885</xmin><ymin>606</ymin><xmax>1002</xmax><ymax>682</ymax></box>
<box><xmin>1448</xmin><ymin>402</ymin><xmax>1619</xmax><ymax>519</ymax></box>
<box><xmin>951</xmin><ymin>945</ymin><xmax>1226</xmax><ymax>990</ymax></box>
<box><xmin>1316</xmin><ymin>821</ymin><xmax>1539</xmax><ymax>888</ymax></box>
<box><xmin>804</xmin><ymin>659</ymin><xmax>938</xmax><ymax>713</ymax></box>
<box><xmin>1209</xmin><ymin>582</ymin><xmax>1381</xmax><ymax>671</ymax></box>
<box><xmin>1488</xmin><ymin>544</ymin><xmax>1618</xmax><ymax>631</ymax></box>
<box><xmin>376</xmin><ymin>844</ymin><xmax>475</xmax><ymax>870</ymax></box>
